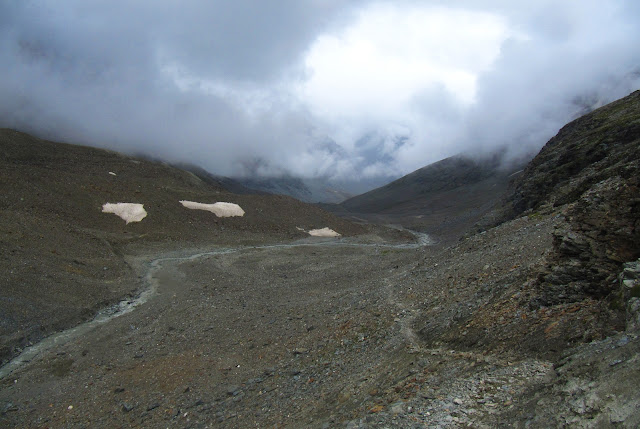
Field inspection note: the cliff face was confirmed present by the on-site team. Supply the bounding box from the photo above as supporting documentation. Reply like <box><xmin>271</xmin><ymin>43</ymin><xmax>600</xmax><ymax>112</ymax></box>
<box><xmin>506</xmin><ymin>90</ymin><xmax>640</xmax><ymax>305</ymax></box>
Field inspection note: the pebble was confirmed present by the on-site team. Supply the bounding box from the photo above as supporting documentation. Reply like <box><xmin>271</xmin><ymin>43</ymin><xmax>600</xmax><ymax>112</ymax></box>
<box><xmin>616</xmin><ymin>336</ymin><xmax>629</xmax><ymax>347</ymax></box>
<box><xmin>227</xmin><ymin>386</ymin><xmax>241</xmax><ymax>396</ymax></box>
<box><xmin>2</xmin><ymin>403</ymin><xmax>18</xmax><ymax>413</ymax></box>
<box><xmin>390</xmin><ymin>401</ymin><xmax>405</xmax><ymax>414</ymax></box>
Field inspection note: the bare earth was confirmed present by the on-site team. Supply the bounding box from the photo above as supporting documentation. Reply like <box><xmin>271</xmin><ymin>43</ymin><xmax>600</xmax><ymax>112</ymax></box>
<box><xmin>2</xmin><ymin>211</ymin><xmax>638</xmax><ymax>428</ymax></box>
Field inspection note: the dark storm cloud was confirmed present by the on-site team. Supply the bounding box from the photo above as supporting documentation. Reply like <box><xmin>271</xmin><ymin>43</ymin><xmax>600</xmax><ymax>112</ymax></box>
<box><xmin>0</xmin><ymin>0</ymin><xmax>361</xmax><ymax>174</ymax></box>
<box><xmin>2</xmin><ymin>1</ymin><xmax>354</xmax><ymax>83</ymax></box>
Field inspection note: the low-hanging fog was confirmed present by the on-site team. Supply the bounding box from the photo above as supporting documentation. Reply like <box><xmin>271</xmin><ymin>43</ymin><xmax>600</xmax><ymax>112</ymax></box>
<box><xmin>1</xmin><ymin>0</ymin><xmax>639</xmax><ymax>185</ymax></box>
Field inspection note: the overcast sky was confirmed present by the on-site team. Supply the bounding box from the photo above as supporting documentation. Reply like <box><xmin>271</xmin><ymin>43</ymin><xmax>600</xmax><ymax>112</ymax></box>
<box><xmin>2</xmin><ymin>0</ymin><xmax>639</xmax><ymax>182</ymax></box>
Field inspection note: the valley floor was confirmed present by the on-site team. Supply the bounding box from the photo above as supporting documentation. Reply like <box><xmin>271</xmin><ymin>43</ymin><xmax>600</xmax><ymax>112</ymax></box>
<box><xmin>1</xmin><ymin>213</ymin><xmax>639</xmax><ymax>428</ymax></box>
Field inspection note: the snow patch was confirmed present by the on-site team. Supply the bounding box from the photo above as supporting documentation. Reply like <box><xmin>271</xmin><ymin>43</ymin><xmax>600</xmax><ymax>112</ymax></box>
<box><xmin>180</xmin><ymin>201</ymin><xmax>245</xmax><ymax>217</ymax></box>
<box><xmin>308</xmin><ymin>227</ymin><xmax>341</xmax><ymax>237</ymax></box>
<box><xmin>102</xmin><ymin>203</ymin><xmax>147</xmax><ymax>224</ymax></box>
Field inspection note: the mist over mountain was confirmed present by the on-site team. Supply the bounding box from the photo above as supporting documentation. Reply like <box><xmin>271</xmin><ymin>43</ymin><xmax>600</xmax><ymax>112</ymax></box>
<box><xmin>320</xmin><ymin>152</ymin><xmax>517</xmax><ymax>243</ymax></box>
<box><xmin>1</xmin><ymin>1</ymin><xmax>638</xmax><ymax>183</ymax></box>
<box><xmin>233</xmin><ymin>174</ymin><xmax>397</xmax><ymax>204</ymax></box>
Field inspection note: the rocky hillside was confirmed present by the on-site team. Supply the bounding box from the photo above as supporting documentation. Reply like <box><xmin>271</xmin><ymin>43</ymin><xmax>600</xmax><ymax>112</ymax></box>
<box><xmin>0</xmin><ymin>129</ymin><xmax>368</xmax><ymax>365</ymax></box>
<box><xmin>503</xmin><ymin>90</ymin><xmax>640</xmax><ymax>307</ymax></box>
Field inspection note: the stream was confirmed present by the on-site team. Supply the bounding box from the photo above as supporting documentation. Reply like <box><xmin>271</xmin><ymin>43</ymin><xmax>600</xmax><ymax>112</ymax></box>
<box><xmin>0</xmin><ymin>231</ymin><xmax>432</xmax><ymax>379</ymax></box>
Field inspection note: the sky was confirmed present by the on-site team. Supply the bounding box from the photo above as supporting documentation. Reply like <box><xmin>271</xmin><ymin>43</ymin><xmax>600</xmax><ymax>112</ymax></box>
<box><xmin>1</xmin><ymin>0</ymin><xmax>639</xmax><ymax>184</ymax></box>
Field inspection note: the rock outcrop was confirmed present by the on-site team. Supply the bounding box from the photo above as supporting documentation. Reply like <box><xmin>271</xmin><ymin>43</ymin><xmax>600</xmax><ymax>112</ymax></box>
<box><xmin>505</xmin><ymin>90</ymin><xmax>640</xmax><ymax>306</ymax></box>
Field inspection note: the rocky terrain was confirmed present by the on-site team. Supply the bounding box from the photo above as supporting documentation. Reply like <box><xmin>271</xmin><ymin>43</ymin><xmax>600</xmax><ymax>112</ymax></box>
<box><xmin>503</xmin><ymin>91</ymin><xmax>640</xmax><ymax>309</ymax></box>
<box><xmin>1</xmin><ymin>90</ymin><xmax>639</xmax><ymax>428</ymax></box>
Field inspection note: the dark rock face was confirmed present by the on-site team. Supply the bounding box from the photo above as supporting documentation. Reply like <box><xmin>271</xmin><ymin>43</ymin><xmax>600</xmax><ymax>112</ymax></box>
<box><xmin>538</xmin><ymin>176</ymin><xmax>640</xmax><ymax>304</ymax></box>
<box><xmin>509</xmin><ymin>90</ymin><xmax>640</xmax><ymax>215</ymax></box>
<box><xmin>508</xmin><ymin>91</ymin><xmax>640</xmax><ymax>305</ymax></box>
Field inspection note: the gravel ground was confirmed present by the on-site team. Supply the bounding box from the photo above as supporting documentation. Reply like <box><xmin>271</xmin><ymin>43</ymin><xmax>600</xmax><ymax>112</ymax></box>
<box><xmin>1</xmin><ymin>210</ymin><xmax>638</xmax><ymax>428</ymax></box>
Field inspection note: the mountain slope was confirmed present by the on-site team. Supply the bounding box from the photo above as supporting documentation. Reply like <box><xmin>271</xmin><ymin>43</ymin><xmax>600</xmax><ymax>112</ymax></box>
<box><xmin>170</xmin><ymin>162</ymin><xmax>263</xmax><ymax>196</ymax></box>
<box><xmin>508</xmin><ymin>89</ymin><xmax>640</xmax><ymax>216</ymax></box>
<box><xmin>331</xmin><ymin>154</ymin><xmax>518</xmax><ymax>242</ymax></box>
<box><xmin>0</xmin><ymin>129</ymin><xmax>366</xmax><ymax>365</ymax></box>
<box><xmin>415</xmin><ymin>89</ymin><xmax>640</xmax><ymax>357</ymax></box>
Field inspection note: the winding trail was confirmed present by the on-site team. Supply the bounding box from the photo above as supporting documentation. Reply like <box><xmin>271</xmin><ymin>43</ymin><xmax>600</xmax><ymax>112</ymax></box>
<box><xmin>0</xmin><ymin>232</ymin><xmax>432</xmax><ymax>380</ymax></box>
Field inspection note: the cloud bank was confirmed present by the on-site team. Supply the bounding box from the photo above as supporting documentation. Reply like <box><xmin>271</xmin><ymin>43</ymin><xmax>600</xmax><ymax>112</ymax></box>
<box><xmin>1</xmin><ymin>1</ymin><xmax>639</xmax><ymax>182</ymax></box>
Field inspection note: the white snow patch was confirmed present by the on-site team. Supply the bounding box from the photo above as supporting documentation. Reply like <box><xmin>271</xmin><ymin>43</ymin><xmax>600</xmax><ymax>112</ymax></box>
<box><xmin>308</xmin><ymin>227</ymin><xmax>341</xmax><ymax>237</ymax></box>
<box><xmin>108</xmin><ymin>171</ymin><xmax>117</xmax><ymax>176</ymax></box>
<box><xmin>180</xmin><ymin>201</ymin><xmax>245</xmax><ymax>217</ymax></box>
<box><xmin>102</xmin><ymin>203</ymin><xmax>147</xmax><ymax>224</ymax></box>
